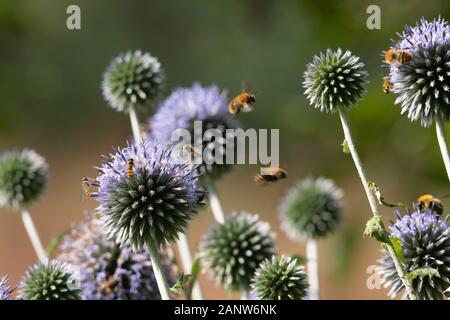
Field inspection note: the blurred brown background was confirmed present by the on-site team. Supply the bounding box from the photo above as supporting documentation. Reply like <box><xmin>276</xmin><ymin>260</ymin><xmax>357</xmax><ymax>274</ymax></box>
<box><xmin>0</xmin><ymin>0</ymin><xmax>449</xmax><ymax>299</ymax></box>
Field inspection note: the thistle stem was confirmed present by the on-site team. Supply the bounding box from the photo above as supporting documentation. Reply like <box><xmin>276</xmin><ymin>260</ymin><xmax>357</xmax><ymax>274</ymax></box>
<box><xmin>337</xmin><ymin>108</ymin><xmax>378</xmax><ymax>215</ymax></box>
<box><xmin>337</xmin><ymin>107</ymin><xmax>417</xmax><ymax>300</ymax></box>
<box><xmin>176</xmin><ymin>233</ymin><xmax>204</xmax><ymax>300</ymax></box>
<box><xmin>129</xmin><ymin>106</ymin><xmax>142</xmax><ymax>142</ymax></box>
<box><xmin>435</xmin><ymin>113</ymin><xmax>450</xmax><ymax>181</ymax></box>
<box><xmin>306</xmin><ymin>239</ymin><xmax>319</xmax><ymax>300</ymax></box>
<box><xmin>207</xmin><ymin>181</ymin><xmax>225</xmax><ymax>224</ymax></box>
<box><xmin>20</xmin><ymin>208</ymin><xmax>47</xmax><ymax>264</ymax></box>
<box><xmin>147</xmin><ymin>240</ymin><xmax>172</xmax><ymax>300</ymax></box>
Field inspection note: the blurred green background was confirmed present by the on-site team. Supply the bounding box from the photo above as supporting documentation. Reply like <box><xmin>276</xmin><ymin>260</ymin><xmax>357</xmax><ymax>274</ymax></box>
<box><xmin>0</xmin><ymin>0</ymin><xmax>449</xmax><ymax>299</ymax></box>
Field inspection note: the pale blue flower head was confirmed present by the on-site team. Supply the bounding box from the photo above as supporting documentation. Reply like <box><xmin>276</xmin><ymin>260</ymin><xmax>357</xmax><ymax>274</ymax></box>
<box><xmin>148</xmin><ymin>83</ymin><xmax>239</xmax><ymax>181</ymax></box>
<box><xmin>96</xmin><ymin>139</ymin><xmax>204</xmax><ymax>250</ymax></box>
<box><xmin>386</xmin><ymin>17</ymin><xmax>450</xmax><ymax>127</ymax></box>
<box><xmin>58</xmin><ymin>213</ymin><xmax>177</xmax><ymax>300</ymax></box>
<box><xmin>0</xmin><ymin>275</ymin><xmax>15</xmax><ymax>300</ymax></box>
<box><xmin>379</xmin><ymin>210</ymin><xmax>450</xmax><ymax>299</ymax></box>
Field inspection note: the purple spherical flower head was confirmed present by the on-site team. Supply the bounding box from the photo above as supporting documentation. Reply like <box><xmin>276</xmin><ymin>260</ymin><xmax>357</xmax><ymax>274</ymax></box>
<box><xmin>58</xmin><ymin>213</ymin><xmax>177</xmax><ymax>300</ymax></box>
<box><xmin>386</xmin><ymin>17</ymin><xmax>450</xmax><ymax>127</ymax></box>
<box><xmin>96</xmin><ymin>139</ymin><xmax>203</xmax><ymax>251</ymax></box>
<box><xmin>379</xmin><ymin>210</ymin><xmax>450</xmax><ymax>299</ymax></box>
<box><xmin>148</xmin><ymin>83</ymin><xmax>239</xmax><ymax>180</ymax></box>
<box><xmin>0</xmin><ymin>275</ymin><xmax>15</xmax><ymax>300</ymax></box>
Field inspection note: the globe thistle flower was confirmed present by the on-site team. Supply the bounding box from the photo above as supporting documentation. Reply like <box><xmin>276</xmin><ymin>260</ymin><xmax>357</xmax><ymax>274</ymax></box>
<box><xmin>385</xmin><ymin>17</ymin><xmax>450</xmax><ymax>127</ymax></box>
<box><xmin>0</xmin><ymin>149</ymin><xmax>48</xmax><ymax>209</ymax></box>
<box><xmin>102</xmin><ymin>50</ymin><xmax>164</xmax><ymax>113</ymax></box>
<box><xmin>148</xmin><ymin>83</ymin><xmax>239</xmax><ymax>181</ymax></box>
<box><xmin>199</xmin><ymin>212</ymin><xmax>275</xmax><ymax>292</ymax></box>
<box><xmin>251</xmin><ymin>255</ymin><xmax>309</xmax><ymax>300</ymax></box>
<box><xmin>379</xmin><ymin>210</ymin><xmax>450</xmax><ymax>300</ymax></box>
<box><xmin>303</xmin><ymin>49</ymin><xmax>368</xmax><ymax>113</ymax></box>
<box><xmin>18</xmin><ymin>260</ymin><xmax>81</xmax><ymax>300</ymax></box>
<box><xmin>0</xmin><ymin>275</ymin><xmax>15</xmax><ymax>300</ymax></box>
<box><xmin>58</xmin><ymin>213</ymin><xmax>177</xmax><ymax>300</ymax></box>
<box><xmin>96</xmin><ymin>139</ymin><xmax>203</xmax><ymax>250</ymax></box>
<box><xmin>279</xmin><ymin>177</ymin><xmax>343</xmax><ymax>240</ymax></box>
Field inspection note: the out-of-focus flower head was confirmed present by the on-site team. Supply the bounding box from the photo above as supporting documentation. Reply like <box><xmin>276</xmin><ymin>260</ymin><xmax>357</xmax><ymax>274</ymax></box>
<box><xmin>199</xmin><ymin>212</ymin><xmax>275</xmax><ymax>292</ymax></box>
<box><xmin>148</xmin><ymin>83</ymin><xmax>239</xmax><ymax>181</ymax></box>
<box><xmin>279</xmin><ymin>177</ymin><xmax>343</xmax><ymax>240</ymax></box>
<box><xmin>0</xmin><ymin>275</ymin><xmax>15</xmax><ymax>300</ymax></box>
<box><xmin>0</xmin><ymin>149</ymin><xmax>48</xmax><ymax>209</ymax></box>
<box><xmin>58</xmin><ymin>213</ymin><xmax>177</xmax><ymax>300</ymax></box>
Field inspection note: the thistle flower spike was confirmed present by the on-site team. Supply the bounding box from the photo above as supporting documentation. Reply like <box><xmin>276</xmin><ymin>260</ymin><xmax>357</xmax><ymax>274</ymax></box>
<box><xmin>148</xmin><ymin>82</ymin><xmax>239</xmax><ymax>181</ymax></box>
<box><xmin>0</xmin><ymin>149</ymin><xmax>48</xmax><ymax>209</ymax></box>
<box><xmin>251</xmin><ymin>255</ymin><xmax>309</xmax><ymax>300</ymax></box>
<box><xmin>303</xmin><ymin>48</ymin><xmax>368</xmax><ymax>113</ymax></box>
<box><xmin>96</xmin><ymin>139</ymin><xmax>204</xmax><ymax>250</ymax></box>
<box><xmin>385</xmin><ymin>17</ymin><xmax>450</xmax><ymax>179</ymax></box>
<box><xmin>0</xmin><ymin>275</ymin><xmax>16</xmax><ymax>300</ymax></box>
<box><xmin>18</xmin><ymin>260</ymin><xmax>81</xmax><ymax>300</ymax></box>
<box><xmin>199</xmin><ymin>212</ymin><xmax>275</xmax><ymax>293</ymax></box>
<box><xmin>102</xmin><ymin>50</ymin><xmax>164</xmax><ymax>113</ymax></box>
<box><xmin>0</xmin><ymin>149</ymin><xmax>48</xmax><ymax>263</ymax></box>
<box><xmin>279</xmin><ymin>176</ymin><xmax>343</xmax><ymax>240</ymax></box>
<box><xmin>379</xmin><ymin>209</ymin><xmax>450</xmax><ymax>300</ymax></box>
<box><xmin>386</xmin><ymin>17</ymin><xmax>450</xmax><ymax>127</ymax></box>
<box><xmin>58</xmin><ymin>213</ymin><xmax>178</xmax><ymax>300</ymax></box>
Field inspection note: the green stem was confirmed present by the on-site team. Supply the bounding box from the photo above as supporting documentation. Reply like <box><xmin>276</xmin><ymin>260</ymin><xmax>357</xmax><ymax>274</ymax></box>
<box><xmin>435</xmin><ymin>113</ymin><xmax>450</xmax><ymax>181</ymax></box>
<box><xmin>337</xmin><ymin>107</ymin><xmax>417</xmax><ymax>300</ymax></box>
<box><xmin>176</xmin><ymin>233</ymin><xmax>204</xmax><ymax>300</ymax></box>
<box><xmin>20</xmin><ymin>208</ymin><xmax>47</xmax><ymax>264</ymax></box>
<box><xmin>147</xmin><ymin>240</ymin><xmax>171</xmax><ymax>300</ymax></box>
<box><xmin>306</xmin><ymin>238</ymin><xmax>319</xmax><ymax>300</ymax></box>
<box><xmin>129</xmin><ymin>106</ymin><xmax>142</xmax><ymax>141</ymax></box>
<box><xmin>337</xmin><ymin>108</ymin><xmax>378</xmax><ymax>215</ymax></box>
<box><xmin>206</xmin><ymin>179</ymin><xmax>225</xmax><ymax>224</ymax></box>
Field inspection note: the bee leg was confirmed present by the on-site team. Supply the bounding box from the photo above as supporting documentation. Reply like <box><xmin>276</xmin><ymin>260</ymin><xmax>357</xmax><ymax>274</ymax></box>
<box><xmin>88</xmin><ymin>179</ymin><xmax>100</xmax><ymax>186</ymax></box>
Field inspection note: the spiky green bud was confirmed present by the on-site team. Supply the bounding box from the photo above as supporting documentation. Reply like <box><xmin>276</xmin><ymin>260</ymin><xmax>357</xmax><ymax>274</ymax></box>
<box><xmin>0</xmin><ymin>149</ymin><xmax>48</xmax><ymax>209</ymax></box>
<box><xmin>303</xmin><ymin>49</ymin><xmax>368</xmax><ymax>113</ymax></box>
<box><xmin>102</xmin><ymin>50</ymin><xmax>164</xmax><ymax>113</ymax></box>
<box><xmin>19</xmin><ymin>260</ymin><xmax>81</xmax><ymax>300</ymax></box>
<box><xmin>251</xmin><ymin>255</ymin><xmax>309</xmax><ymax>300</ymax></box>
<box><xmin>279</xmin><ymin>177</ymin><xmax>343</xmax><ymax>240</ymax></box>
<box><xmin>199</xmin><ymin>212</ymin><xmax>275</xmax><ymax>292</ymax></box>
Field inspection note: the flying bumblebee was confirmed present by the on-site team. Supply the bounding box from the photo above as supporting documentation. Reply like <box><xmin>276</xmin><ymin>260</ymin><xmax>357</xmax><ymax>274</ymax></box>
<box><xmin>254</xmin><ymin>167</ymin><xmax>288</xmax><ymax>185</ymax></box>
<box><xmin>416</xmin><ymin>194</ymin><xmax>445</xmax><ymax>216</ymax></box>
<box><xmin>228</xmin><ymin>90</ymin><xmax>256</xmax><ymax>116</ymax></box>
